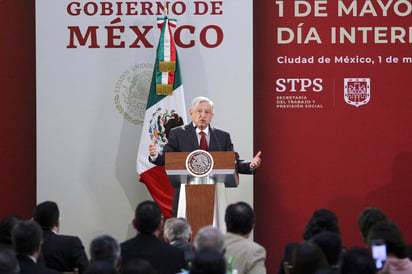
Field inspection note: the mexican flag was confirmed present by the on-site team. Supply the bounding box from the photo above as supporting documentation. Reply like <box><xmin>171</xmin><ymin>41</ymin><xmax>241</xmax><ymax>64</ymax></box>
<box><xmin>137</xmin><ymin>16</ymin><xmax>186</xmax><ymax>218</ymax></box>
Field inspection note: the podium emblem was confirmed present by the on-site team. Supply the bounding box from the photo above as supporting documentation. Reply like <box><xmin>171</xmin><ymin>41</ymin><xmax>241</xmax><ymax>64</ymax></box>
<box><xmin>186</xmin><ymin>150</ymin><xmax>214</xmax><ymax>177</ymax></box>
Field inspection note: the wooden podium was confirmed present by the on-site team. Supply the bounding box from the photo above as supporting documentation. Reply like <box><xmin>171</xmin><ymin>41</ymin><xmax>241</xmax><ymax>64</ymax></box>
<box><xmin>165</xmin><ymin>151</ymin><xmax>239</xmax><ymax>236</ymax></box>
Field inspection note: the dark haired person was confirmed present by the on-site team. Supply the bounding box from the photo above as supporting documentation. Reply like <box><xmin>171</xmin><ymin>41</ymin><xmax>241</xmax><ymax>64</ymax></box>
<box><xmin>12</xmin><ymin>220</ymin><xmax>60</xmax><ymax>274</ymax></box>
<box><xmin>33</xmin><ymin>200</ymin><xmax>89</xmax><ymax>273</ymax></box>
<box><xmin>367</xmin><ymin>220</ymin><xmax>412</xmax><ymax>274</ymax></box>
<box><xmin>224</xmin><ymin>201</ymin><xmax>266</xmax><ymax>274</ymax></box>
<box><xmin>358</xmin><ymin>207</ymin><xmax>412</xmax><ymax>260</ymax></box>
<box><xmin>310</xmin><ymin>231</ymin><xmax>343</xmax><ymax>273</ymax></box>
<box><xmin>278</xmin><ymin>208</ymin><xmax>340</xmax><ymax>274</ymax></box>
<box><xmin>357</xmin><ymin>207</ymin><xmax>388</xmax><ymax>243</ymax></box>
<box><xmin>291</xmin><ymin>241</ymin><xmax>328</xmax><ymax>274</ymax></box>
<box><xmin>0</xmin><ymin>215</ymin><xmax>24</xmax><ymax>251</ymax></box>
<box><xmin>120</xmin><ymin>200</ymin><xmax>186</xmax><ymax>274</ymax></box>
<box><xmin>340</xmin><ymin>247</ymin><xmax>376</xmax><ymax>274</ymax></box>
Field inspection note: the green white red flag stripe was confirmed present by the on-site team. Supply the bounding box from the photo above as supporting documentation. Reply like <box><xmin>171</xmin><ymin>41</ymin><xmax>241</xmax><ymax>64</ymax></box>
<box><xmin>157</xmin><ymin>17</ymin><xmax>177</xmax><ymax>86</ymax></box>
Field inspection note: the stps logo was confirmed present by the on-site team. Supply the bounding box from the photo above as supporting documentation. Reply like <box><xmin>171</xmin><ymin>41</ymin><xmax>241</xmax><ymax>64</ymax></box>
<box><xmin>344</xmin><ymin>78</ymin><xmax>370</xmax><ymax>107</ymax></box>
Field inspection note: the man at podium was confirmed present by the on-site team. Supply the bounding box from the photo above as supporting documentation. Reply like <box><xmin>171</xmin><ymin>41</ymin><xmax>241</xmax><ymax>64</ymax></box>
<box><xmin>149</xmin><ymin>96</ymin><xmax>262</xmax><ymax>217</ymax></box>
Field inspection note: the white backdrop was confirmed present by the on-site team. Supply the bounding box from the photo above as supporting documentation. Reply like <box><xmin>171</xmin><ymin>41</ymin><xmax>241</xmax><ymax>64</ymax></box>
<box><xmin>36</xmin><ymin>0</ymin><xmax>253</xmax><ymax>251</ymax></box>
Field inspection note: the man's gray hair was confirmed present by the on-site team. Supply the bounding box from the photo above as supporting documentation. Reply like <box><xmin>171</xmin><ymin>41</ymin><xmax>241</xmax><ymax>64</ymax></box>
<box><xmin>191</xmin><ymin>96</ymin><xmax>214</xmax><ymax>110</ymax></box>
<box><xmin>90</xmin><ymin>234</ymin><xmax>121</xmax><ymax>267</ymax></box>
<box><xmin>193</xmin><ymin>225</ymin><xmax>224</xmax><ymax>253</ymax></box>
<box><xmin>164</xmin><ymin>217</ymin><xmax>192</xmax><ymax>242</ymax></box>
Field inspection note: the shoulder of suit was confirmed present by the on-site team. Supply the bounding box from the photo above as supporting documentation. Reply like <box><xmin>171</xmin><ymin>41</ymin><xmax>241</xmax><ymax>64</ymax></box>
<box><xmin>209</xmin><ymin>126</ymin><xmax>230</xmax><ymax>135</ymax></box>
<box><xmin>170</xmin><ymin>123</ymin><xmax>191</xmax><ymax>132</ymax></box>
<box><xmin>52</xmin><ymin>233</ymin><xmax>83</xmax><ymax>245</ymax></box>
<box><xmin>225</xmin><ymin>233</ymin><xmax>265</xmax><ymax>248</ymax></box>
<box><xmin>183</xmin><ymin>123</ymin><xmax>193</xmax><ymax>130</ymax></box>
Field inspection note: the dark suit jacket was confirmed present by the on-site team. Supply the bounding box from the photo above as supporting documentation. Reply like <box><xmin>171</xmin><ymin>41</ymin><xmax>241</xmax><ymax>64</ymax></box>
<box><xmin>278</xmin><ymin>242</ymin><xmax>297</xmax><ymax>274</ymax></box>
<box><xmin>16</xmin><ymin>254</ymin><xmax>61</xmax><ymax>274</ymax></box>
<box><xmin>41</xmin><ymin>230</ymin><xmax>89</xmax><ymax>273</ymax></box>
<box><xmin>121</xmin><ymin>233</ymin><xmax>186</xmax><ymax>274</ymax></box>
<box><xmin>172</xmin><ymin>240</ymin><xmax>195</xmax><ymax>265</ymax></box>
<box><xmin>0</xmin><ymin>233</ymin><xmax>12</xmax><ymax>251</ymax></box>
<box><xmin>150</xmin><ymin>123</ymin><xmax>254</xmax><ymax>215</ymax></box>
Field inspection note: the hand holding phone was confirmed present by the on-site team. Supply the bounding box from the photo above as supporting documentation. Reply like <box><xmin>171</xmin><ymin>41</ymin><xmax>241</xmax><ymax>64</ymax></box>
<box><xmin>371</xmin><ymin>239</ymin><xmax>387</xmax><ymax>270</ymax></box>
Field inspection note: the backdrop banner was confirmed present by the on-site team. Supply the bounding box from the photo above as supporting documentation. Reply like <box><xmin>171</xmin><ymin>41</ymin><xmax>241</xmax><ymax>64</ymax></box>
<box><xmin>254</xmin><ymin>1</ymin><xmax>412</xmax><ymax>272</ymax></box>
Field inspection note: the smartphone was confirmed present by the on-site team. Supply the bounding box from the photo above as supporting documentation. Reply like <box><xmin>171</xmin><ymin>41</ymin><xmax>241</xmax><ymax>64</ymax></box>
<box><xmin>371</xmin><ymin>239</ymin><xmax>387</xmax><ymax>270</ymax></box>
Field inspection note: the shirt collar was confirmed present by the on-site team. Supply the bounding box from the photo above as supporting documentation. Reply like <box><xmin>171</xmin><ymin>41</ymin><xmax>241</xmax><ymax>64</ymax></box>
<box><xmin>194</xmin><ymin>124</ymin><xmax>209</xmax><ymax>135</ymax></box>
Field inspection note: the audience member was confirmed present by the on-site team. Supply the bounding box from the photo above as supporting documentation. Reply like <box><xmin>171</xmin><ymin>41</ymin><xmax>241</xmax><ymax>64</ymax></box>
<box><xmin>13</xmin><ymin>199</ymin><xmax>412</xmax><ymax>274</ymax></box>
<box><xmin>340</xmin><ymin>247</ymin><xmax>376</xmax><ymax>274</ymax></box>
<box><xmin>12</xmin><ymin>220</ymin><xmax>60</xmax><ymax>274</ymax></box>
<box><xmin>120</xmin><ymin>200</ymin><xmax>186</xmax><ymax>274</ymax></box>
<box><xmin>193</xmin><ymin>225</ymin><xmax>225</xmax><ymax>254</ymax></box>
<box><xmin>278</xmin><ymin>208</ymin><xmax>340</xmax><ymax>274</ymax></box>
<box><xmin>310</xmin><ymin>231</ymin><xmax>343</xmax><ymax>273</ymax></box>
<box><xmin>358</xmin><ymin>207</ymin><xmax>412</xmax><ymax>261</ymax></box>
<box><xmin>367</xmin><ymin>220</ymin><xmax>412</xmax><ymax>274</ymax></box>
<box><xmin>302</xmin><ymin>209</ymin><xmax>340</xmax><ymax>240</ymax></box>
<box><xmin>0</xmin><ymin>215</ymin><xmax>24</xmax><ymax>251</ymax></box>
<box><xmin>177</xmin><ymin>226</ymin><xmax>226</xmax><ymax>274</ymax></box>
<box><xmin>291</xmin><ymin>241</ymin><xmax>328</xmax><ymax>274</ymax></box>
<box><xmin>224</xmin><ymin>201</ymin><xmax>266</xmax><ymax>274</ymax></box>
<box><xmin>190</xmin><ymin>251</ymin><xmax>227</xmax><ymax>274</ymax></box>
<box><xmin>163</xmin><ymin>217</ymin><xmax>194</xmax><ymax>265</ymax></box>
<box><xmin>84</xmin><ymin>261</ymin><xmax>117</xmax><ymax>274</ymax></box>
<box><xmin>357</xmin><ymin>207</ymin><xmax>388</xmax><ymax>243</ymax></box>
<box><xmin>0</xmin><ymin>249</ymin><xmax>19</xmax><ymax>274</ymax></box>
<box><xmin>121</xmin><ymin>258</ymin><xmax>155</xmax><ymax>274</ymax></box>
<box><xmin>33</xmin><ymin>200</ymin><xmax>89</xmax><ymax>273</ymax></box>
<box><xmin>90</xmin><ymin>235</ymin><xmax>121</xmax><ymax>270</ymax></box>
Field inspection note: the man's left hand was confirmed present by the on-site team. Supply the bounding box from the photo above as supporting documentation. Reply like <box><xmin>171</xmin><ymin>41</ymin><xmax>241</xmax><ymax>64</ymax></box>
<box><xmin>249</xmin><ymin>151</ymin><xmax>262</xmax><ymax>170</ymax></box>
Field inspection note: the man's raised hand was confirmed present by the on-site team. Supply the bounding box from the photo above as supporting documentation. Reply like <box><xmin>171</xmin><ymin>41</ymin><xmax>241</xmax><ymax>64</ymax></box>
<box><xmin>249</xmin><ymin>151</ymin><xmax>262</xmax><ymax>170</ymax></box>
<box><xmin>149</xmin><ymin>137</ymin><xmax>158</xmax><ymax>157</ymax></box>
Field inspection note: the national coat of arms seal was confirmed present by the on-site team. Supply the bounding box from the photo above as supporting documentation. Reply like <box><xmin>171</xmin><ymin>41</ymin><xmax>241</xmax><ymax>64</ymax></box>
<box><xmin>114</xmin><ymin>64</ymin><xmax>153</xmax><ymax>125</ymax></box>
<box><xmin>185</xmin><ymin>150</ymin><xmax>214</xmax><ymax>177</ymax></box>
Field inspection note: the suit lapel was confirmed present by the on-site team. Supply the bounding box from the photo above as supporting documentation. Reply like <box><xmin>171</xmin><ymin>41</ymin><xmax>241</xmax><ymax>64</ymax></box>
<box><xmin>186</xmin><ymin>123</ymin><xmax>200</xmax><ymax>150</ymax></box>
<box><xmin>208</xmin><ymin>126</ymin><xmax>221</xmax><ymax>151</ymax></box>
